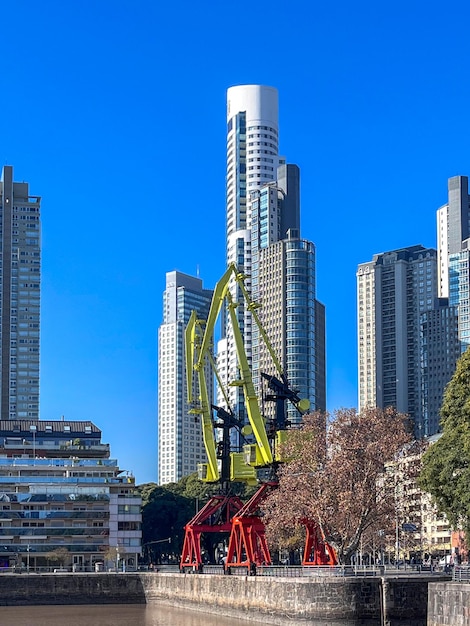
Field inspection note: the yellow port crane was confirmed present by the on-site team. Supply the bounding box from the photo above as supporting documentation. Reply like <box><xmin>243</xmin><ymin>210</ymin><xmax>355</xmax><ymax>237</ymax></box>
<box><xmin>180</xmin><ymin>263</ymin><xmax>313</xmax><ymax>572</ymax></box>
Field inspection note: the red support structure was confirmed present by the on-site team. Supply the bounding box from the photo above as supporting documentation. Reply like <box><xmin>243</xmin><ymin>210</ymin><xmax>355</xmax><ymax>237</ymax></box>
<box><xmin>225</xmin><ymin>482</ymin><xmax>277</xmax><ymax>575</ymax></box>
<box><xmin>180</xmin><ymin>494</ymin><xmax>243</xmax><ymax>572</ymax></box>
<box><xmin>302</xmin><ymin>520</ymin><xmax>338</xmax><ymax>566</ymax></box>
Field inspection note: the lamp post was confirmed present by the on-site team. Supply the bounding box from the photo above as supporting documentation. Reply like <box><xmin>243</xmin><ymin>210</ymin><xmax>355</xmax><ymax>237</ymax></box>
<box><xmin>26</xmin><ymin>544</ymin><xmax>30</xmax><ymax>573</ymax></box>
<box><xmin>394</xmin><ymin>464</ymin><xmax>401</xmax><ymax>566</ymax></box>
<box><xmin>143</xmin><ymin>538</ymin><xmax>171</xmax><ymax>567</ymax></box>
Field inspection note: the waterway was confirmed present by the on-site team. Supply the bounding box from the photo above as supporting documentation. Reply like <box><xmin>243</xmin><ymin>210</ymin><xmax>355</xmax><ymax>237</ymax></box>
<box><xmin>0</xmin><ymin>604</ymin><xmax>255</xmax><ymax>626</ymax></box>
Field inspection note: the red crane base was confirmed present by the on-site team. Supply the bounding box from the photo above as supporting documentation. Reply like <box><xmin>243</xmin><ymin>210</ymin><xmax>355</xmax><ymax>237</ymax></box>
<box><xmin>180</xmin><ymin>494</ymin><xmax>243</xmax><ymax>572</ymax></box>
<box><xmin>302</xmin><ymin>520</ymin><xmax>338</xmax><ymax>566</ymax></box>
<box><xmin>225</xmin><ymin>482</ymin><xmax>277</xmax><ymax>575</ymax></box>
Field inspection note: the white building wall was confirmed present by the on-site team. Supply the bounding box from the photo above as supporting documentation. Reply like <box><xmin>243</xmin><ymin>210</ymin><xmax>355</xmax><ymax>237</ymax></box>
<box><xmin>221</xmin><ymin>86</ymin><xmax>279</xmax><ymax>432</ymax></box>
<box><xmin>437</xmin><ymin>204</ymin><xmax>449</xmax><ymax>298</ymax></box>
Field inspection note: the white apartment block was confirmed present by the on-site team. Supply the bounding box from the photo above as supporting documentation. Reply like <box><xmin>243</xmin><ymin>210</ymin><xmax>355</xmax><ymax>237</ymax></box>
<box><xmin>158</xmin><ymin>272</ymin><xmax>212</xmax><ymax>484</ymax></box>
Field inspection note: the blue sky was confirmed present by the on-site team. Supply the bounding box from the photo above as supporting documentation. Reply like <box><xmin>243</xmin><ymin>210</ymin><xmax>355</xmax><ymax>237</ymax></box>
<box><xmin>1</xmin><ymin>0</ymin><xmax>469</xmax><ymax>484</ymax></box>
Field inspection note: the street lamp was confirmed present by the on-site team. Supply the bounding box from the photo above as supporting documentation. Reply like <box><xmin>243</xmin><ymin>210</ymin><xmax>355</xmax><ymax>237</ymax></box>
<box><xmin>26</xmin><ymin>544</ymin><xmax>30</xmax><ymax>573</ymax></box>
<box><xmin>143</xmin><ymin>538</ymin><xmax>171</xmax><ymax>566</ymax></box>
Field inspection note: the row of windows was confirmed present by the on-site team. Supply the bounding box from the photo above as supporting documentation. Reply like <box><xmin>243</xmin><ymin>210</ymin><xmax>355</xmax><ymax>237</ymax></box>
<box><xmin>247</xmin><ymin>125</ymin><xmax>277</xmax><ymax>135</ymax></box>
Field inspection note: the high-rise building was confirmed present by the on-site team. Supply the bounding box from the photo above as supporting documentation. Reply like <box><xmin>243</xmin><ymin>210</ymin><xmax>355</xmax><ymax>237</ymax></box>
<box><xmin>0</xmin><ymin>166</ymin><xmax>41</xmax><ymax>420</ymax></box>
<box><xmin>437</xmin><ymin>175</ymin><xmax>470</xmax><ymax>352</ymax></box>
<box><xmin>221</xmin><ymin>86</ymin><xmax>280</xmax><ymax>432</ymax></box>
<box><xmin>357</xmin><ymin>246</ymin><xmax>439</xmax><ymax>435</ymax></box>
<box><xmin>257</xmin><ymin>232</ymin><xmax>326</xmax><ymax>420</ymax></box>
<box><xmin>437</xmin><ymin>176</ymin><xmax>470</xmax><ymax>299</ymax></box>
<box><xmin>158</xmin><ymin>271</ymin><xmax>213</xmax><ymax>485</ymax></box>
<box><xmin>420</xmin><ymin>300</ymin><xmax>460</xmax><ymax>436</ymax></box>
<box><xmin>220</xmin><ymin>86</ymin><xmax>325</xmax><ymax>438</ymax></box>
<box><xmin>251</xmin><ymin>165</ymin><xmax>325</xmax><ymax>420</ymax></box>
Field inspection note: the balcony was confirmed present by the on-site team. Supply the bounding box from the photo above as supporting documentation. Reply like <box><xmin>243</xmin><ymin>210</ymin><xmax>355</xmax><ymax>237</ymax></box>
<box><xmin>1</xmin><ymin>440</ymin><xmax>110</xmax><ymax>458</ymax></box>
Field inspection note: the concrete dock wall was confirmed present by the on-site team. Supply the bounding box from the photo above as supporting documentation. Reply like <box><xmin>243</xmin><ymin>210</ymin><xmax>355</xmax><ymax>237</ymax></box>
<box><xmin>0</xmin><ymin>573</ymin><xmax>147</xmax><ymax>605</ymax></box>
<box><xmin>0</xmin><ymin>572</ymin><xmax>441</xmax><ymax>625</ymax></box>
<box><xmin>428</xmin><ymin>582</ymin><xmax>470</xmax><ymax>626</ymax></box>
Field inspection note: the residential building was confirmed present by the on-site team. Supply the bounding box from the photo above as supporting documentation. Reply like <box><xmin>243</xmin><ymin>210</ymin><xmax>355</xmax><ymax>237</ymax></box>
<box><xmin>219</xmin><ymin>86</ymin><xmax>325</xmax><ymax>439</ymax></box>
<box><xmin>0</xmin><ymin>420</ymin><xmax>141</xmax><ymax>571</ymax></box>
<box><xmin>0</xmin><ymin>166</ymin><xmax>41</xmax><ymax>420</ymax></box>
<box><xmin>251</xmin><ymin>165</ymin><xmax>325</xmax><ymax>417</ymax></box>
<box><xmin>221</xmin><ymin>85</ymin><xmax>280</xmax><ymax>436</ymax></box>
<box><xmin>437</xmin><ymin>176</ymin><xmax>470</xmax><ymax>299</ymax></box>
<box><xmin>437</xmin><ymin>175</ymin><xmax>470</xmax><ymax>353</ymax></box>
<box><xmin>384</xmin><ymin>437</ymin><xmax>452</xmax><ymax>563</ymax></box>
<box><xmin>357</xmin><ymin>246</ymin><xmax>439</xmax><ymax>436</ymax></box>
<box><xmin>419</xmin><ymin>300</ymin><xmax>460</xmax><ymax>436</ymax></box>
<box><xmin>158</xmin><ymin>271</ymin><xmax>213</xmax><ymax>485</ymax></box>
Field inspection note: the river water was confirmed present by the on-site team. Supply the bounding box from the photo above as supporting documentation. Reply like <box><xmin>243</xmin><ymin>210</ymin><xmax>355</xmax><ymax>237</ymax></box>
<box><xmin>0</xmin><ymin>604</ymin><xmax>256</xmax><ymax>626</ymax></box>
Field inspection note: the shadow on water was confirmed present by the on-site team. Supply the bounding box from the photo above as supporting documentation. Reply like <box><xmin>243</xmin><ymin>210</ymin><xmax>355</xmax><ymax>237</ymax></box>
<box><xmin>0</xmin><ymin>604</ymin><xmax>263</xmax><ymax>626</ymax></box>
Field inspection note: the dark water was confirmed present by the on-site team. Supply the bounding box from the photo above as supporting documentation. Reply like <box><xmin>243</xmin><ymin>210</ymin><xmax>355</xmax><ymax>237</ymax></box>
<box><xmin>0</xmin><ymin>604</ymin><xmax>255</xmax><ymax>626</ymax></box>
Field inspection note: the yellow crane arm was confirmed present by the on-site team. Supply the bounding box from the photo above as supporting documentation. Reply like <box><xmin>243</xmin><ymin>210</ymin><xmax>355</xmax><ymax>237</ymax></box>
<box><xmin>196</xmin><ymin>265</ymin><xmax>233</xmax><ymax>366</ymax></box>
<box><xmin>195</xmin><ymin>264</ymin><xmax>274</xmax><ymax>467</ymax></box>
<box><xmin>185</xmin><ymin>311</ymin><xmax>219</xmax><ymax>482</ymax></box>
<box><xmin>226</xmin><ymin>291</ymin><xmax>273</xmax><ymax>466</ymax></box>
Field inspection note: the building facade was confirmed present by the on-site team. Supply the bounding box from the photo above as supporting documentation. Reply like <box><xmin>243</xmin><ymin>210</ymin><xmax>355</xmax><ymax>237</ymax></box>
<box><xmin>158</xmin><ymin>271</ymin><xmax>213</xmax><ymax>485</ymax></box>
<box><xmin>357</xmin><ymin>246</ymin><xmax>439</xmax><ymax>435</ymax></box>
<box><xmin>437</xmin><ymin>175</ymin><xmax>470</xmax><ymax>353</ymax></box>
<box><xmin>221</xmin><ymin>85</ymin><xmax>280</xmax><ymax>435</ymax></box>
<box><xmin>0</xmin><ymin>166</ymin><xmax>41</xmax><ymax>421</ymax></box>
<box><xmin>0</xmin><ymin>420</ymin><xmax>141</xmax><ymax>572</ymax></box>
<box><xmin>437</xmin><ymin>176</ymin><xmax>470</xmax><ymax>299</ymax></box>
<box><xmin>384</xmin><ymin>437</ymin><xmax>452</xmax><ymax>563</ymax></box>
<box><xmin>419</xmin><ymin>300</ymin><xmax>460</xmax><ymax>436</ymax></box>
<box><xmin>219</xmin><ymin>86</ymin><xmax>325</xmax><ymax>438</ymax></box>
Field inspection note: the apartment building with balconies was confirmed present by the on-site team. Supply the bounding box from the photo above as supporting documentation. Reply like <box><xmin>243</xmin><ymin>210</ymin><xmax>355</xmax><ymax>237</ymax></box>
<box><xmin>0</xmin><ymin>419</ymin><xmax>141</xmax><ymax>572</ymax></box>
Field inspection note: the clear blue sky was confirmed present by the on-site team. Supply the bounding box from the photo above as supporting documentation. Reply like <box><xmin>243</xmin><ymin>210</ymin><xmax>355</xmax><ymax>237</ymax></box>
<box><xmin>1</xmin><ymin>0</ymin><xmax>469</xmax><ymax>484</ymax></box>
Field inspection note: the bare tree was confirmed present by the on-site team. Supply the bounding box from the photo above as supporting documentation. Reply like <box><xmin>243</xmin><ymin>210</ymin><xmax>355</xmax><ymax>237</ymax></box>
<box><xmin>261</xmin><ymin>407</ymin><xmax>413</xmax><ymax>564</ymax></box>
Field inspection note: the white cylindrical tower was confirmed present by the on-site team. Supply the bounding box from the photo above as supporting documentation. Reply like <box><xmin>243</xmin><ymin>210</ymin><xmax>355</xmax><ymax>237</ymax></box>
<box><xmin>226</xmin><ymin>85</ymin><xmax>279</xmax><ymax>243</ymax></box>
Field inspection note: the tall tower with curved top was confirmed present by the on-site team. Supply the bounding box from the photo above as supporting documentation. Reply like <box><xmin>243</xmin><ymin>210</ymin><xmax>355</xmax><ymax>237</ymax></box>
<box><xmin>220</xmin><ymin>86</ymin><xmax>280</xmax><ymax>435</ymax></box>
<box><xmin>219</xmin><ymin>85</ymin><xmax>326</xmax><ymax>440</ymax></box>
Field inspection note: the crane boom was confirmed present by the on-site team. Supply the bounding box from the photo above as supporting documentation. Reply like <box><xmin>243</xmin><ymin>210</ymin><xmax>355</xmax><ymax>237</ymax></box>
<box><xmin>185</xmin><ymin>310</ymin><xmax>219</xmax><ymax>482</ymax></box>
<box><xmin>194</xmin><ymin>264</ymin><xmax>280</xmax><ymax>468</ymax></box>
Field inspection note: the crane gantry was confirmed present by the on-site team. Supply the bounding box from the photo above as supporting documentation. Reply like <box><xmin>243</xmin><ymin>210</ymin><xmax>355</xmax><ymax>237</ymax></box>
<box><xmin>180</xmin><ymin>264</ymin><xmax>336</xmax><ymax>574</ymax></box>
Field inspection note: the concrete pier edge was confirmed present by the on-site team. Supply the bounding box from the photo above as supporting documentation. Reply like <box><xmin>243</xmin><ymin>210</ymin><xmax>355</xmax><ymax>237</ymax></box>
<box><xmin>0</xmin><ymin>572</ymin><xmax>460</xmax><ymax>626</ymax></box>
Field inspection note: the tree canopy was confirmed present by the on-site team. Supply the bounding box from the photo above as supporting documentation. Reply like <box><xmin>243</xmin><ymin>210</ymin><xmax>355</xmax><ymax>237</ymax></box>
<box><xmin>138</xmin><ymin>474</ymin><xmax>258</xmax><ymax>563</ymax></box>
<box><xmin>419</xmin><ymin>348</ymin><xmax>470</xmax><ymax>536</ymax></box>
<box><xmin>261</xmin><ymin>407</ymin><xmax>413</xmax><ymax>564</ymax></box>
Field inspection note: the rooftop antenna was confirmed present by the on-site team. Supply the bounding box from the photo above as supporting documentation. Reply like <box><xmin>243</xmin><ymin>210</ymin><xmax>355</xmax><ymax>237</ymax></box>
<box><xmin>196</xmin><ymin>264</ymin><xmax>200</xmax><ymax>278</ymax></box>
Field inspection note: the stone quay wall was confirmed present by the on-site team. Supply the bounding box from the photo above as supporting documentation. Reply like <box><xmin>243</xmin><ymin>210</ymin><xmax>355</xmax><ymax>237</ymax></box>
<box><xmin>428</xmin><ymin>582</ymin><xmax>470</xmax><ymax>626</ymax></box>
<box><xmin>0</xmin><ymin>572</ymin><xmax>451</xmax><ymax>626</ymax></box>
<box><xmin>0</xmin><ymin>573</ymin><xmax>147</xmax><ymax>606</ymax></box>
<box><xmin>140</xmin><ymin>573</ymin><xmax>435</xmax><ymax>626</ymax></box>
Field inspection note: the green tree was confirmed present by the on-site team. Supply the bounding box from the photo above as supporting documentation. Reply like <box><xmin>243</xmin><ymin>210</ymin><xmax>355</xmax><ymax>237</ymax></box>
<box><xmin>419</xmin><ymin>349</ymin><xmax>470</xmax><ymax>536</ymax></box>
<box><xmin>261</xmin><ymin>408</ymin><xmax>413</xmax><ymax>564</ymax></box>
<box><xmin>138</xmin><ymin>482</ymin><xmax>193</xmax><ymax>562</ymax></box>
<box><xmin>138</xmin><ymin>474</ymin><xmax>259</xmax><ymax>565</ymax></box>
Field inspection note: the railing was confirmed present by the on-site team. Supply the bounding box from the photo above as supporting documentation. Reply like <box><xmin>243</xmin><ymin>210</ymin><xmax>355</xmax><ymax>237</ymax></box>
<box><xmin>177</xmin><ymin>563</ymin><xmax>440</xmax><ymax>577</ymax></box>
<box><xmin>0</xmin><ymin>457</ymin><xmax>116</xmax><ymax>467</ymax></box>
<box><xmin>453</xmin><ymin>566</ymin><xmax>470</xmax><ymax>582</ymax></box>
<box><xmin>0</xmin><ymin>566</ymin><xmax>139</xmax><ymax>574</ymax></box>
